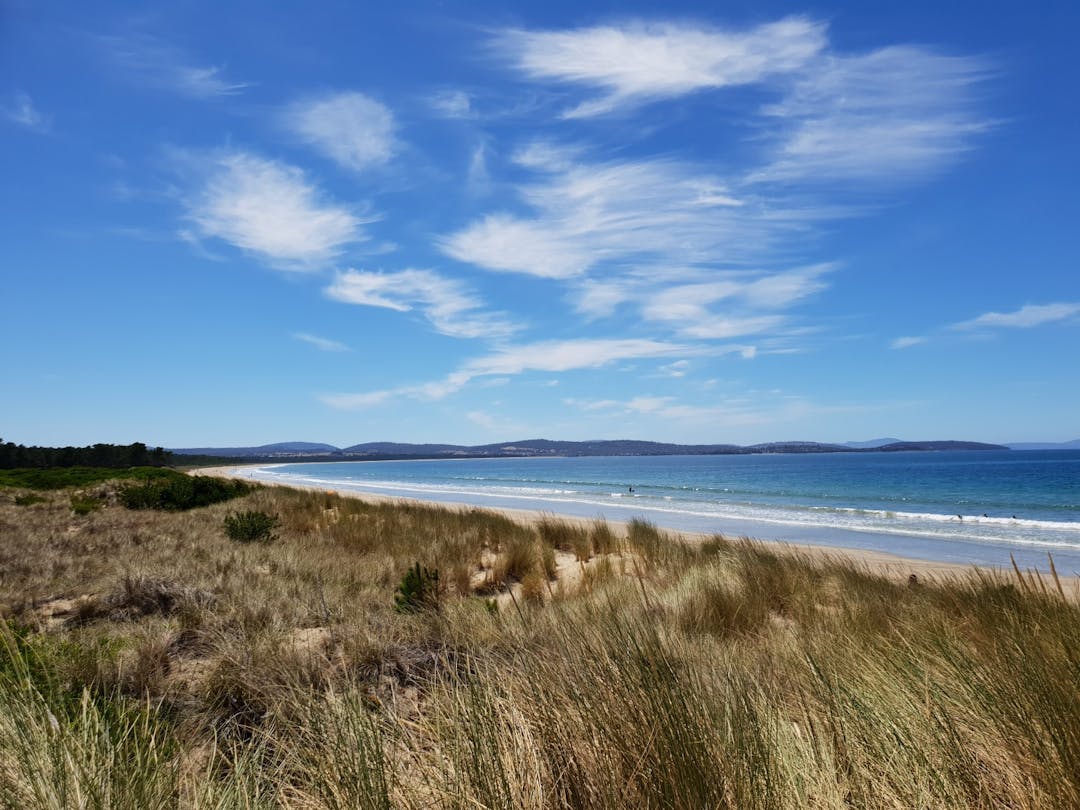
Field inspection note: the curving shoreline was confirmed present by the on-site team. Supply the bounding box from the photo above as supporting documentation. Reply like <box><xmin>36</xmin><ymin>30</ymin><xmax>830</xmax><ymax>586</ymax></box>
<box><xmin>189</xmin><ymin>464</ymin><xmax>1080</xmax><ymax>593</ymax></box>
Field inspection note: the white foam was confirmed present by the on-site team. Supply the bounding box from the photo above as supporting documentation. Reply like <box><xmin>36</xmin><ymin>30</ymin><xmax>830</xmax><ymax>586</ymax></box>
<box><xmin>247</xmin><ymin>465</ymin><xmax>1080</xmax><ymax>552</ymax></box>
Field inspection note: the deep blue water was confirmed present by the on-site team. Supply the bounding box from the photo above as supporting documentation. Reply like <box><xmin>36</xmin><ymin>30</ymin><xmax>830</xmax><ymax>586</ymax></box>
<box><xmin>242</xmin><ymin>450</ymin><xmax>1080</xmax><ymax>572</ymax></box>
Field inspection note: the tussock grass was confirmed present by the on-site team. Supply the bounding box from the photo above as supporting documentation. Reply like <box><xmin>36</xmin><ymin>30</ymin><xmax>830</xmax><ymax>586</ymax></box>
<box><xmin>2</xmin><ymin>478</ymin><xmax>1080</xmax><ymax>807</ymax></box>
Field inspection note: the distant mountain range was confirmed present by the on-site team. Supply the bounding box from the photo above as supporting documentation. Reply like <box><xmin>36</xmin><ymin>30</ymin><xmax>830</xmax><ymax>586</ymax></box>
<box><xmin>171</xmin><ymin>438</ymin><xmax>1011</xmax><ymax>461</ymax></box>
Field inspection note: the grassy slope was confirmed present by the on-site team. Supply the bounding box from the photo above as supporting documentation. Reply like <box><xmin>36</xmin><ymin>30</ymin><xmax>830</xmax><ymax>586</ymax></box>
<box><xmin>1</xmin><ymin>480</ymin><xmax>1078</xmax><ymax>808</ymax></box>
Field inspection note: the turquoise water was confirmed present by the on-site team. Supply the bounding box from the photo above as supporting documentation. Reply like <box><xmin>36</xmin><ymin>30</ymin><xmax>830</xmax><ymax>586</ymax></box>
<box><xmin>243</xmin><ymin>450</ymin><xmax>1080</xmax><ymax>573</ymax></box>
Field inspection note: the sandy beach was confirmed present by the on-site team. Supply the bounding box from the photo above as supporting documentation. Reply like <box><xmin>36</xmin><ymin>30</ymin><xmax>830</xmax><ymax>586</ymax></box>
<box><xmin>190</xmin><ymin>464</ymin><xmax>1080</xmax><ymax>593</ymax></box>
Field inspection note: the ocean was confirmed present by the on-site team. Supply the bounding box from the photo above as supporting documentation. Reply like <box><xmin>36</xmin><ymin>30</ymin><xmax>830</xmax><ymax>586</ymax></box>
<box><xmin>240</xmin><ymin>450</ymin><xmax>1080</xmax><ymax>573</ymax></box>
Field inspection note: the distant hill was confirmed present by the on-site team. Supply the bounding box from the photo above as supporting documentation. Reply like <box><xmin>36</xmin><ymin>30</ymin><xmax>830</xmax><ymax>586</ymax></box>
<box><xmin>746</xmin><ymin>441</ymin><xmax>850</xmax><ymax>453</ymax></box>
<box><xmin>343</xmin><ymin>442</ymin><xmax>473</xmax><ymax>456</ymax></box>
<box><xmin>874</xmin><ymin>440</ymin><xmax>1006</xmax><ymax>452</ymax></box>
<box><xmin>347</xmin><ymin>439</ymin><xmax>747</xmax><ymax>457</ymax></box>
<box><xmin>843</xmin><ymin>438</ymin><xmax>904</xmax><ymax>449</ymax></box>
<box><xmin>1006</xmin><ymin>440</ymin><xmax>1080</xmax><ymax>450</ymax></box>
<box><xmin>172</xmin><ymin>442</ymin><xmax>340</xmax><ymax>458</ymax></box>
<box><xmin>170</xmin><ymin>437</ymin><xmax>1007</xmax><ymax>461</ymax></box>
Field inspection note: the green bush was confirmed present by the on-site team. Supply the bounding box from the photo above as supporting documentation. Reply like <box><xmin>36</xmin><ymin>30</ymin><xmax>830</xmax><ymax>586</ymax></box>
<box><xmin>13</xmin><ymin>493</ymin><xmax>46</xmax><ymax>506</ymax></box>
<box><xmin>121</xmin><ymin>473</ymin><xmax>251</xmax><ymax>511</ymax></box>
<box><xmin>223</xmin><ymin>510</ymin><xmax>278</xmax><ymax>543</ymax></box>
<box><xmin>394</xmin><ymin>562</ymin><xmax>441</xmax><ymax>613</ymax></box>
<box><xmin>69</xmin><ymin>493</ymin><xmax>104</xmax><ymax>515</ymax></box>
<box><xmin>0</xmin><ymin>466</ymin><xmax>175</xmax><ymax>491</ymax></box>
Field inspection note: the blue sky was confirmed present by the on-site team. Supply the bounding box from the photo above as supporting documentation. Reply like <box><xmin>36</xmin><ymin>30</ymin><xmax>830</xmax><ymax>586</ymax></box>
<box><xmin>2</xmin><ymin>1</ymin><xmax>1078</xmax><ymax>447</ymax></box>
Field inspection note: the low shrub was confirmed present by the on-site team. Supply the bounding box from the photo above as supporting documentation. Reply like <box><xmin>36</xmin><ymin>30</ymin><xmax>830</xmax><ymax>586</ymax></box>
<box><xmin>69</xmin><ymin>493</ymin><xmax>104</xmax><ymax>515</ymax></box>
<box><xmin>223</xmin><ymin>510</ymin><xmax>278</xmax><ymax>543</ymax></box>
<box><xmin>122</xmin><ymin>473</ymin><xmax>251</xmax><ymax>511</ymax></box>
<box><xmin>394</xmin><ymin>562</ymin><xmax>441</xmax><ymax>613</ymax></box>
<box><xmin>13</xmin><ymin>493</ymin><xmax>46</xmax><ymax>506</ymax></box>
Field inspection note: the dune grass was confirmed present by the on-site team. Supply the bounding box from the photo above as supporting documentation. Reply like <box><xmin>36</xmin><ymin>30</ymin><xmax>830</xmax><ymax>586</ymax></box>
<box><xmin>1</xmin><ymin>478</ymin><xmax>1078</xmax><ymax>808</ymax></box>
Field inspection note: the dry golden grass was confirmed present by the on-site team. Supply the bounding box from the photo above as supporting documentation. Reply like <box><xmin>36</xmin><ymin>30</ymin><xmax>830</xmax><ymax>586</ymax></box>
<box><xmin>1</xmin><ymin>480</ymin><xmax>1079</xmax><ymax>808</ymax></box>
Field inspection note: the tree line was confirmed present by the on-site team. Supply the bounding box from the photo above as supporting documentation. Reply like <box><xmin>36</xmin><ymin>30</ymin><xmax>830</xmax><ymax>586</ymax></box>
<box><xmin>0</xmin><ymin>440</ymin><xmax>173</xmax><ymax>469</ymax></box>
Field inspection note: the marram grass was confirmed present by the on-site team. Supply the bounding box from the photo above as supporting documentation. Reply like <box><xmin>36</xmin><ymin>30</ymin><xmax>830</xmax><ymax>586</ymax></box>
<box><xmin>1</xmin><ymin>480</ymin><xmax>1079</xmax><ymax>808</ymax></box>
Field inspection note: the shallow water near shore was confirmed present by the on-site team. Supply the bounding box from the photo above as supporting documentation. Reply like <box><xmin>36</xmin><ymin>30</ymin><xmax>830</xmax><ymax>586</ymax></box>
<box><xmin>242</xmin><ymin>450</ymin><xmax>1080</xmax><ymax>573</ymax></box>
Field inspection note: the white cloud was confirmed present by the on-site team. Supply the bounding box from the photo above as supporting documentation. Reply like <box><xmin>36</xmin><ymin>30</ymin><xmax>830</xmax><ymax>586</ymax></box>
<box><xmin>566</xmin><ymin>391</ymin><xmax>866</xmax><ymax>428</ymax></box>
<box><xmin>100</xmin><ymin>34</ymin><xmax>248</xmax><ymax>98</ymax></box>
<box><xmin>321</xmin><ymin>390</ymin><xmax>395</xmax><ymax>409</ymax></box>
<box><xmin>891</xmin><ymin>336</ymin><xmax>927</xmax><ymax>349</ymax></box>
<box><xmin>181</xmin><ymin>150</ymin><xmax>366</xmax><ymax>270</ymax></box>
<box><xmin>497</xmin><ymin>17</ymin><xmax>826</xmax><ymax>117</ymax></box>
<box><xmin>952</xmin><ymin>302</ymin><xmax>1080</xmax><ymax>331</ymax></box>
<box><xmin>753</xmin><ymin>46</ymin><xmax>990</xmax><ymax>184</ymax></box>
<box><xmin>464</xmin><ymin>338</ymin><xmax>687</xmax><ymax>377</ymax></box>
<box><xmin>285</xmin><ymin>92</ymin><xmax>397</xmax><ymax>172</ymax></box>
<box><xmin>441</xmin><ymin>214</ymin><xmax>590</xmax><ymax>279</ymax></box>
<box><xmin>430</xmin><ymin>89</ymin><xmax>472</xmax><ymax>118</ymax></box>
<box><xmin>326</xmin><ymin>268</ymin><xmax>516</xmax><ymax>339</ymax></box>
<box><xmin>891</xmin><ymin>302</ymin><xmax>1078</xmax><ymax>348</ymax></box>
<box><xmin>442</xmin><ymin>147</ymin><xmax>834</xmax><ymax>349</ymax></box>
<box><xmin>659</xmin><ymin>360</ymin><xmax>690</xmax><ymax>378</ymax></box>
<box><xmin>575</xmin><ymin>280</ymin><xmax>634</xmax><ymax>319</ymax></box>
<box><xmin>293</xmin><ymin>332</ymin><xmax>350</xmax><ymax>352</ymax></box>
<box><xmin>497</xmin><ymin>18</ymin><xmax>988</xmax><ymax>185</ymax></box>
<box><xmin>321</xmin><ymin>338</ymin><xmax>691</xmax><ymax>408</ymax></box>
<box><xmin>441</xmin><ymin>155</ymin><xmax>784</xmax><ymax>280</ymax></box>
<box><xmin>1</xmin><ymin>91</ymin><xmax>50</xmax><ymax>131</ymax></box>
<box><xmin>467</xmin><ymin>142</ymin><xmax>492</xmax><ymax>195</ymax></box>
<box><xmin>740</xmin><ymin>266</ymin><xmax>831</xmax><ymax>308</ymax></box>
<box><xmin>564</xmin><ymin>398</ymin><xmax>620</xmax><ymax>411</ymax></box>
<box><xmin>681</xmin><ymin>315</ymin><xmax>786</xmax><ymax>340</ymax></box>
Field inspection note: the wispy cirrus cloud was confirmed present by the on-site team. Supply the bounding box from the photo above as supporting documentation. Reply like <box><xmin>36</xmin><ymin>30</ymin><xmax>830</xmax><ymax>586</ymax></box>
<box><xmin>752</xmin><ymin>46</ymin><xmax>991</xmax><ymax>184</ymax></box>
<box><xmin>440</xmin><ymin>148</ymin><xmax>789</xmax><ymax>280</ymax></box>
<box><xmin>891</xmin><ymin>302</ymin><xmax>1078</xmax><ymax>348</ymax></box>
<box><xmin>634</xmin><ymin>265</ymin><xmax>831</xmax><ymax>338</ymax></box>
<box><xmin>495</xmin><ymin>18</ymin><xmax>988</xmax><ymax>186</ymax></box>
<box><xmin>292</xmin><ymin>332</ymin><xmax>350</xmax><ymax>352</ymax></box>
<box><xmin>284</xmin><ymin>92</ymin><xmax>397</xmax><ymax>172</ymax></box>
<box><xmin>178</xmin><ymin>149</ymin><xmax>368</xmax><ymax>270</ymax></box>
<box><xmin>325</xmin><ymin>268</ymin><xmax>516</xmax><ymax>339</ymax></box>
<box><xmin>952</xmin><ymin>302</ymin><xmax>1080</xmax><ymax>331</ymax></box>
<box><xmin>1</xmin><ymin>91</ymin><xmax>50</xmax><ymax>132</ymax></box>
<box><xmin>430</xmin><ymin>89</ymin><xmax>473</xmax><ymax>118</ymax></box>
<box><xmin>321</xmin><ymin>338</ymin><xmax>692</xmax><ymax>408</ymax></box>
<box><xmin>565</xmin><ymin>391</ymin><xmax>871</xmax><ymax>429</ymax></box>
<box><xmin>441</xmin><ymin>143</ymin><xmax>832</xmax><ymax>346</ymax></box>
<box><xmin>98</xmin><ymin>33</ymin><xmax>248</xmax><ymax>99</ymax></box>
<box><xmin>891</xmin><ymin>336</ymin><xmax>928</xmax><ymax>350</ymax></box>
<box><xmin>495</xmin><ymin>16</ymin><xmax>826</xmax><ymax>117</ymax></box>
<box><xmin>442</xmin><ymin>17</ymin><xmax>992</xmax><ymax>365</ymax></box>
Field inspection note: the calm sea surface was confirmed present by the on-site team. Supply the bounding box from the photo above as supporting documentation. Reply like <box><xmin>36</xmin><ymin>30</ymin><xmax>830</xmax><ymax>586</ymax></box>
<box><xmin>244</xmin><ymin>450</ymin><xmax>1080</xmax><ymax>573</ymax></box>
